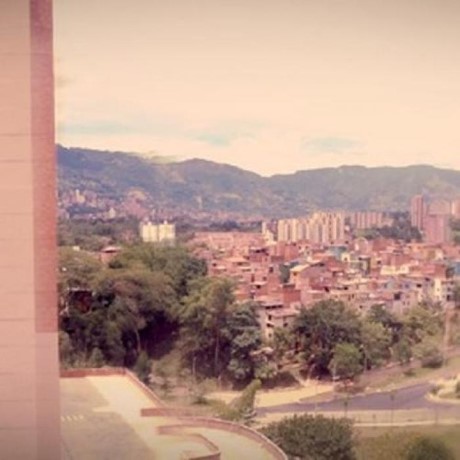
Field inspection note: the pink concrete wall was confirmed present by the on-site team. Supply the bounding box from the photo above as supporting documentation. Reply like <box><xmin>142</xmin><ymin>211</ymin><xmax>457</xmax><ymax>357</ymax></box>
<box><xmin>0</xmin><ymin>1</ymin><xmax>60</xmax><ymax>458</ymax></box>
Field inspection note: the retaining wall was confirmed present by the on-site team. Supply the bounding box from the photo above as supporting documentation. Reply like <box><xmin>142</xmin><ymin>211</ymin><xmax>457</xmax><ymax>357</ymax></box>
<box><xmin>158</xmin><ymin>425</ymin><xmax>220</xmax><ymax>460</ymax></box>
<box><xmin>60</xmin><ymin>367</ymin><xmax>164</xmax><ymax>406</ymax></box>
<box><xmin>177</xmin><ymin>417</ymin><xmax>287</xmax><ymax>460</ymax></box>
<box><xmin>141</xmin><ymin>408</ymin><xmax>287</xmax><ymax>460</ymax></box>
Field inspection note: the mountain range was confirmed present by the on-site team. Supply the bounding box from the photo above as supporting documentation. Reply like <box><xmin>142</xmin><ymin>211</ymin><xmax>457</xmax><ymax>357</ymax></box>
<box><xmin>57</xmin><ymin>145</ymin><xmax>460</xmax><ymax>218</ymax></box>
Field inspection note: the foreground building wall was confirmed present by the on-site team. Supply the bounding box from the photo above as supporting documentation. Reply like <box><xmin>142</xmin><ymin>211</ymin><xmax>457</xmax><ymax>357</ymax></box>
<box><xmin>0</xmin><ymin>0</ymin><xmax>60</xmax><ymax>458</ymax></box>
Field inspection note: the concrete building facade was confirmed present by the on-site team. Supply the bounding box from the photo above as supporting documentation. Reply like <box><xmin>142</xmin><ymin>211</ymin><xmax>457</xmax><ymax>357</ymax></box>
<box><xmin>276</xmin><ymin>212</ymin><xmax>345</xmax><ymax>245</ymax></box>
<box><xmin>0</xmin><ymin>1</ymin><xmax>60</xmax><ymax>458</ymax></box>
<box><xmin>410</xmin><ymin>194</ymin><xmax>426</xmax><ymax>231</ymax></box>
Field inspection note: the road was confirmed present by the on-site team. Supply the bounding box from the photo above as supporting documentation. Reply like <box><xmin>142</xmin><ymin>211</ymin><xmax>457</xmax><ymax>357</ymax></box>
<box><xmin>258</xmin><ymin>382</ymin><xmax>460</xmax><ymax>418</ymax></box>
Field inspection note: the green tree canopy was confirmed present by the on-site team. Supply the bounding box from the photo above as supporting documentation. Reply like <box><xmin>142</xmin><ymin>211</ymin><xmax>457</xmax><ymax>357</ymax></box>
<box><xmin>413</xmin><ymin>339</ymin><xmax>443</xmax><ymax>368</ymax></box>
<box><xmin>329</xmin><ymin>342</ymin><xmax>363</xmax><ymax>381</ymax></box>
<box><xmin>109</xmin><ymin>243</ymin><xmax>207</xmax><ymax>299</ymax></box>
<box><xmin>262</xmin><ymin>414</ymin><xmax>356</xmax><ymax>460</ymax></box>
<box><xmin>406</xmin><ymin>436</ymin><xmax>455</xmax><ymax>460</ymax></box>
<box><xmin>226</xmin><ymin>302</ymin><xmax>262</xmax><ymax>382</ymax></box>
<box><xmin>180</xmin><ymin>277</ymin><xmax>237</xmax><ymax>377</ymax></box>
<box><xmin>402</xmin><ymin>305</ymin><xmax>442</xmax><ymax>344</ymax></box>
<box><xmin>59</xmin><ymin>242</ymin><xmax>207</xmax><ymax>370</ymax></box>
<box><xmin>360</xmin><ymin>320</ymin><xmax>392</xmax><ymax>369</ymax></box>
<box><xmin>58</xmin><ymin>247</ymin><xmax>102</xmax><ymax>296</ymax></box>
<box><xmin>293</xmin><ymin>300</ymin><xmax>362</xmax><ymax>376</ymax></box>
<box><xmin>393</xmin><ymin>337</ymin><xmax>413</xmax><ymax>367</ymax></box>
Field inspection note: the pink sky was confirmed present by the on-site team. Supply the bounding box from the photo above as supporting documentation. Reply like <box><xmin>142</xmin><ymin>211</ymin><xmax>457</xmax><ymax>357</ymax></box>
<box><xmin>55</xmin><ymin>0</ymin><xmax>460</xmax><ymax>175</ymax></box>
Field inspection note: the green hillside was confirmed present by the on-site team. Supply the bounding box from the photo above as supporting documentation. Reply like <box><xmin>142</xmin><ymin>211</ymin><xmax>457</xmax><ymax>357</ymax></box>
<box><xmin>58</xmin><ymin>146</ymin><xmax>460</xmax><ymax>217</ymax></box>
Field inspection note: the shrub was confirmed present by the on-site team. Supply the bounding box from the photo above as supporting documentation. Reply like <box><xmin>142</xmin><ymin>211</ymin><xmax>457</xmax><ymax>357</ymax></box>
<box><xmin>262</xmin><ymin>414</ymin><xmax>355</xmax><ymax>460</ymax></box>
<box><xmin>210</xmin><ymin>400</ymin><xmax>240</xmax><ymax>421</ymax></box>
<box><xmin>133</xmin><ymin>351</ymin><xmax>152</xmax><ymax>384</ymax></box>
<box><xmin>190</xmin><ymin>379</ymin><xmax>213</xmax><ymax>405</ymax></box>
<box><xmin>414</xmin><ymin>341</ymin><xmax>443</xmax><ymax>369</ymax></box>
<box><xmin>231</xmin><ymin>379</ymin><xmax>261</xmax><ymax>423</ymax></box>
<box><xmin>406</xmin><ymin>436</ymin><xmax>455</xmax><ymax>460</ymax></box>
<box><xmin>87</xmin><ymin>347</ymin><xmax>105</xmax><ymax>368</ymax></box>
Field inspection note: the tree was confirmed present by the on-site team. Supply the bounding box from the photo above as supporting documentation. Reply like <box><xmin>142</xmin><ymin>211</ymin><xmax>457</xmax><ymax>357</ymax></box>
<box><xmin>368</xmin><ymin>304</ymin><xmax>395</xmax><ymax>327</ymax></box>
<box><xmin>360</xmin><ymin>320</ymin><xmax>391</xmax><ymax>369</ymax></box>
<box><xmin>402</xmin><ymin>305</ymin><xmax>442</xmax><ymax>344</ymax></box>
<box><xmin>231</xmin><ymin>379</ymin><xmax>261</xmax><ymax>423</ymax></box>
<box><xmin>58</xmin><ymin>247</ymin><xmax>102</xmax><ymax>310</ymax></box>
<box><xmin>361</xmin><ymin>213</ymin><xmax>421</xmax><ymax>242</ymax></box>
<box><xmin>293</xmin><ymin>300</ymin><xmax>362</xmax><ymax>376</ymax></box>
<box><xmin>59</xmin><ymin>247</ymin><xmax>102</xmax><ymax>288</ymax></box>
<box><xmin>180</xmin><ymin>277</ymin><xmax>236</xmax><ymax>377</ymax></box>
<box><xmin>133</xmin><ymin>351</ymin><xmax>152</xmax><ymax>384</ymax></box>
<box><xmin>180</xmin><ymin>286</ymin><xmax>265</xmax><ymax>383</ymax></box>
<box><xmin>413</xmin><ymin>340</ymin><xmax>443</xmax><ymax>368</ymax></box>
<box><xmin>60</xmin><ymin>243</ymin><xmax>207</xmax><ymax>370</ymax></box>
<box><xmin>93</xmin><ymin>267</ymin><xmax>177</xmax><ymax>355</ymax></box>
<box><xmin>226</xmin><ymin>302</ymin><xmax>262</xmax><ymax>382</ymax></box>
<box><xmin>394</xmin><ymin>337</ymin><xmax>413</xmax><ymax>367</ymax></box>
<box><xmin>262</xmin><ymin>414</ymin><xmax>356</xmax><ymax>460</ymax></box>
<box><xmin>329</xmin><ymin>342</ymin><xmax>363</xmax><ymax>381</ymax></box>
<box><xmin>272</xmin><ymin>326</ymin><xmax>294</xmax><ymax>364</ymax></box>
<box><xmin>406</xmin><ymin>436</ymin><xmax>455</xmax><ymax>460</ymax></box>
<box><xmin>87</xmin><ymin>347</ymin><xmax>105</xmax><ymax>367</ymax></box>
<box><xmin>109</xmin><ymin>243</ymin><xmax>207</xmax><ymax>299</ymax></box>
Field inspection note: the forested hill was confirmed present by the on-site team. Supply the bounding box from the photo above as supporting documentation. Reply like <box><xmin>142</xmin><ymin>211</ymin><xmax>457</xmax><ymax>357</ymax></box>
<box><xmin>57</xmin><ymin>145</ymin><xmax>460</xmax><ymax>217</ymax></box>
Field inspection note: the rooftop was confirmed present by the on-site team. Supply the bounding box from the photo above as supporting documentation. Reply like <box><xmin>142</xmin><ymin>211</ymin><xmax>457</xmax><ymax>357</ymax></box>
<box><xmin>60</xmin><ymin>370</ymin><xmax>284</xmax><ymax>460</ymax></box>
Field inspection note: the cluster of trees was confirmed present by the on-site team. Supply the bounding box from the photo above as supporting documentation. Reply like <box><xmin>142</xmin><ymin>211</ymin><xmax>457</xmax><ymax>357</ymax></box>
<box><xmin>263</xmin><ymin>414</ymin><xmax>355</xmax><ymax>460</ymax></box>
<box><xmin>357</xmin><ymin>213</ymin><xmax>422</xmax><ymax>242</ymax></box>
<box><xmin>59</xmin><ymin>244</ymin><xmax>205</xmax><ymax>372</ymax></box>
<box><xmin>59</xmin><ymin>240</ymin><xmax>447</xmax><ymax>385</ymax></box>
<box><xmin>179</xmin><ymin>279</ymin><xmax>272</xmax><ymax>382</ymax></box>
<box><xmin>59</xmin><ymin>243</ymin><xmax>269</xmax><ymax>384</ymax></box>
<box><xmin>291</xmin><ymin>300</ymin><xmax>444</xmax><ymax>381</ymax></box>
<box><xmin>58</xmin><ymin>217</ymin><xmax>140</xmax><ymax>251</ymax></box>
<box><xmin>263</xmin><ymin>415</ymin><xmax>456</xmax><ymax>460</ymax></box>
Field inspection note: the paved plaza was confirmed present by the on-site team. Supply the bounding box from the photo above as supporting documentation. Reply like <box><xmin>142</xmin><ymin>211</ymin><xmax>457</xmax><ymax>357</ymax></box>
<box><xmin>60</xmin><ymin>374</ymin><xmax>281</xmax><ymax>459</ymax></box>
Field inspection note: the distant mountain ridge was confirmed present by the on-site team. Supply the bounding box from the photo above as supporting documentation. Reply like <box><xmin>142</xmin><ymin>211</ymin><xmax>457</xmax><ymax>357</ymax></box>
<box><xmin>57</xmin><ymin>145</ymin><xmax>460</xmax><ymax>217</ymax></box>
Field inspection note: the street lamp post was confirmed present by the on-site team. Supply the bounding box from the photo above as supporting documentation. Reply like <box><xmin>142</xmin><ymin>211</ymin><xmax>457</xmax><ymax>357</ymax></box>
<box><xmin>390</xmin><ymin>389</ymin><xmax>396</xmax><ymax>426</ymax></box>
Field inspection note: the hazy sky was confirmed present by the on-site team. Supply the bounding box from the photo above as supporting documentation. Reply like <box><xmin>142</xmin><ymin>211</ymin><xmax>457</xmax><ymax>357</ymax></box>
<box><xmin>54</xmin><ymin>0</ymin><xmax>460</xmax><ymax>176</ymax></box>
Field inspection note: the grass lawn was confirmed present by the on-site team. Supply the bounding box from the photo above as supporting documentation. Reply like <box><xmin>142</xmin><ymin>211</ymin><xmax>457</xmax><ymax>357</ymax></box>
<box><xmin>355</xmin><ymin>425</ymin><xmax>460</xmax><ymax>459</ymax></box>
<box><xmin>370</xmin><ymin>355</ymin><xmax>460</xmax><ymax>391</ymax></box>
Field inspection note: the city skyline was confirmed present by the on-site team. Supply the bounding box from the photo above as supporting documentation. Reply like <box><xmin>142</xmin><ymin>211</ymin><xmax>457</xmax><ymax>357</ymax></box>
<box><xmin>55</xmin><ymin>0</ymin><xmax>460</xmax><ymax>176</ymax></box>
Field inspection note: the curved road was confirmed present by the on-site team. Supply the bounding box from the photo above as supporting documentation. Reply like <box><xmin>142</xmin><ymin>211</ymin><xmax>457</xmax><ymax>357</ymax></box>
<box><xmin>258</xmin><ymin>383</ymin><xmax>460</xmax><ymax>417</ymax></box>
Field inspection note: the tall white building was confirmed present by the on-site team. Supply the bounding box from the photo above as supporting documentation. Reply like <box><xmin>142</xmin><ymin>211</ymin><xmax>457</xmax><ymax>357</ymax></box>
<box><xmin>276</xmin><ymin>212</ymin><xmax>345</xmax><ymax>245</ymax></box>
<box><xmin>140</xmin><ymin>220</ymin><xmax>176</xmax><ymax>243</ymax></box>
